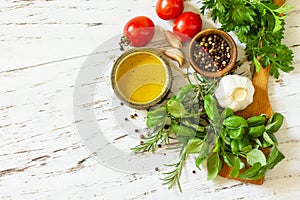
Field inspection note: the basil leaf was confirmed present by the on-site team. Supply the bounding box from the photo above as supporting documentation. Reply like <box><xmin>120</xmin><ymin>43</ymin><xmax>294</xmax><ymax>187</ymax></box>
<box><xmin>247</xmin><ymin>149</ymin><xmax>266</xmax><ymax>166</ymax></box>
<box><xmin>186</xmin><ymin>138</ymin><xmax>203</xmax><ymax>154</ymax></box>
<box><xmin>253</xmin><ymin>138</ymin><xmax>262</xmax><ymax>147</ymax></box>
<box><xmin>195</xmin><ymin>142</ymin><xmax>209</xmax><ymax>169</ymax></box>
<box><xmin>207</xmin><ymin>153</ymin><xmax>222</xmax><ymax>180</ymax></box>
<box><xmin>221</xmin><ymin>107</ymin><xmax>234</xmax><ymax>120</ymax></box>
<box><xmin>146</xmin><ymin>107</ymin><xmax>167</xmax><ymax>128</ymax></box>
<box><xmin>171</xmin><ymin>124</ymin><xmax>196</xmax><ymax>137</ymax></box>
<box><xmin>230</xmin><ymin>157</ymin><xmax>241</xmax><ymax>178</ymax></box>
<box><xmin>220</xmin><ymin>128</ymin><xmax>227</xmax><ymax>139</ymax></box>
<box><xmin>230</xmin><ymin>140</ymin><xmax>239</xmax><ymax>155</ymax></box>
<box><xmin>241</xmin><ymin>145</ymin><xmax>252</xmax><ymax>154</ymax></box>
<box><xmin>223</xmin><ymin>116</ymin><xmax>248</xmax><ymax>129</ymax></box>
<box><xmin>167</xmin><ymin>99</ymin><xmax>188</xmax><ymax>118</ymax></box>
<box><xmin>147</xmin><ymin>107</ymin><xmax>167</xmax><ymax>119</ymax></box>
<box><xmin>175</xmin><ymin>85</ymin><xmax>196</xmax><ymax>102</ymax></box>
<box><xmin>263</xmin><ymin>132</ymin><xmax>277</xmax><ymax>145</ymax></box>
<box><xmin>248</xmin><ymin>125</ymin><xmax>265</xmax><ymax>138</ymax></box>
<box><xmin>266</xmin><ymin>113</ymin><xmax>284</xmax><ymax>134</ymax></box>
<box><xmin>266</xmin><ymin>147</ymin><xmax>285</xmax><ymax>170</ymax></box>
<box><xmin>238</xmin><ymin>138</ymin><xmax>249</xmax><ymax>150</ymax></box>
<box><xmin>227</xmin><ymin>127</ymin><xmax>246</xmax><ymax>140</ymax></box>
<box><xmin>247</xmin><ymin>115</ymin><xmax>266</xmax><ymax>127</ymax></box>
<box><xmin>262</xmin><ymin>140</ymin><xmax>272</xmax><ymax>148</ymax></box>
<box><xmin>238</xmin><ymin>163</ymin><xmax>262</xmax><ymax>180</ymax></box>
<box><xmin>247</xmin><ymin>167</ymin><xmax>266</xmax><ymax>180</ymax></box>
<box><xmin>146</xmin><ymin>118</ymin><xmax>164</xmax><ymax>129</ymax></box>
<box><xmin>204</xmin><ymin>94</ymin><xmax>220</xmax><ymax>124</ymax></box>
<box><xmin>223</xmin><ymin>152</ymin><xmax>235</xmax><ymax>168</ymax></box>
<box><xmin>212</xmin><ymin>137</ymin><xmax>221</xmax><ymax>153</ymax></box>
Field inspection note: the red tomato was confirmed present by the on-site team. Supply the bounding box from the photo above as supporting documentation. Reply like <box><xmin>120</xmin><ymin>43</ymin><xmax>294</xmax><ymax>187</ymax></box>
<box><xmin>156</xmin><ymin>0</ymin><xmax>184</xmax><ymax>20</ymax></box>
<box><xmin>123</xmin><ymin>16</ymin><xmax>155</xmax><ymax>47</ymax></box>
<box><xmin>173</xmin><ymin>12</ymin><xmax>202</xmax><ymax>42</ymax></box>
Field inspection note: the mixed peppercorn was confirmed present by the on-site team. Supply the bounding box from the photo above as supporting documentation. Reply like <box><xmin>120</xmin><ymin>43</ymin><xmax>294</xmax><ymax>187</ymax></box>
<box><xmin>192</xmin><ymin>34</ymin><xmax>231</xmax><ymax>72</ymax></box>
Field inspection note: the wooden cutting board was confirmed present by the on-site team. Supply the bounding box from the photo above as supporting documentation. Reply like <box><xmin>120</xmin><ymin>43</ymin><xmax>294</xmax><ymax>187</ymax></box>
<box><xmin>218</xmin><ymin>0</ymin><xmax>286</xmax><ymax>185</ymax></box>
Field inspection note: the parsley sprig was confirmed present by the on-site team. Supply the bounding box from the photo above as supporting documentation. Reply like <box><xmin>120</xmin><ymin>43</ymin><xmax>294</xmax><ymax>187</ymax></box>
<box><xmin>201</xmin><ymin>0</ymin><xmax>294</xmax><ymax>78</ymax></box>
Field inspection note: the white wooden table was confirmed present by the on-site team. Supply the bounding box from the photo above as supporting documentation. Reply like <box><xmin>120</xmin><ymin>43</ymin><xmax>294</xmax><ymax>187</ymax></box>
<box><xmin>1</xmin><ymin>0</ymin><xmax>300</xmax><ymax>199</ymax></box>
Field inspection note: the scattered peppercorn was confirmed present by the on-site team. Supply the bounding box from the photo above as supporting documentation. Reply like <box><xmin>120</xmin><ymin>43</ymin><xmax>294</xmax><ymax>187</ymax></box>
<box><xmin>135</xmin><ymin>129</ymin><xmax>139</xmax><ymax>133</ymax></box>
<box><xmin>125</xmin><ymin>117</ymin><xmax>129</xmax><ymax>121</ymax></box>
<box><xmin>120</xmin><ymin>102</ymin><xmax>124</xmax><ymax>106</ymax></box>
<box><xmin>134</xmin><ymin>113</ymin><xmax>138</xmax><ymax>117</ymax></box>
<box><xmin>140</xmin><ymin>134</ymin><xmax>145</xmax><ymax>139</ymax></box>
<box><xmin>155</xmin><ymin>167</ymin><xmax>159</xmax><ymax>172</ymax></box>
<box><xmin>158</xmin><ymin>144</ymin><xmax>162</xmax><ymax>148</ymax></box>
<box><xmin>192</xmin><ymin>170</ymin><xmax>196</xmax><ymax>174</ymax></box>
<box><xmin>192</xmin><ymin>34</ymin><xmax>231</xmax><ymax>72</ymax></box>
<box><xmin>140</xmin><ymin>141</ymin><xmax>144</xmax><ymax>145</ymax></box>
<box><xmin>164</xmin><ymin>124</ymin><xmax>170</xmax><ymax>129</ymax></box>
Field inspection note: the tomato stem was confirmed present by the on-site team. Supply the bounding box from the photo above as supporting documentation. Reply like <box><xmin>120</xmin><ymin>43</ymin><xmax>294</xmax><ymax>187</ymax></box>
<box><xmin>119</xmin><ymin>36</ymin><xmax>130</xmax><ymax>51</ymax></box>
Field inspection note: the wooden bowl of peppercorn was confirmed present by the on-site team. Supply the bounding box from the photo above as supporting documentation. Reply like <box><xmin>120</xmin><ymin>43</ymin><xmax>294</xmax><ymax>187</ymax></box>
<box><xmin>189</xmin><ymin>29</ymin><xmax>237</xmax><ymax>78</ymax></box>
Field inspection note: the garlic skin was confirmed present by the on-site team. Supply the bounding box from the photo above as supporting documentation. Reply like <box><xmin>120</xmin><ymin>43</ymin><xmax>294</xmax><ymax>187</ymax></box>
<box><xmin>164</xmin><ymin>48</ymin><xmax>184</xmax><ymax>65</ymax></box>
<box><xmin>215</xmin><ymin>75</ymin><xmax>255</xmax><ymax>112</ymax></box>
<box><xmin>164</xmin><ymin>30</ymin><xmax>182</xmax><ymax>49</ymax></box>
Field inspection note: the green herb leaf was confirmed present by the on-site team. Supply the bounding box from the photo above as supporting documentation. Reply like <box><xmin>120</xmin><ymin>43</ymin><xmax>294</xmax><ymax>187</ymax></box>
<box><xmin>247</xmin><ymin>149</ymin><xmax>266</xmax><ymax>166</ymax></box>
<box><xmin>167</xmin><ymin>99</ymin><xmax>188</xmax><ymax>118</ymax></box>
<box><xmin>186</xmin><ymin>138</ymin><xmax>204</xmax><ymax>154</ymax></box>
<box><xmin>247</xmin><ymin>167</ymin><xmax>266</xmax><ymax>180</ymax></box>
<box><xmin>230</xmin><ymin>139</ymin><xmax>239</xmax><ymax>155</ymax></box>
<box><xmin>221</xmin><ymin>107</ymin><xmax>234</xmax><ymax>120</ymax></box>
<box><xmin>146</xmin><ymin>107</ymin><xmax>167</xmax><ymax>129</ymax></box>
<box><xmin>253</xmin><ymin>57</ymin><xmax>261</xmax><ymax>72</ymax></box>
<box><xmin>227</xmin><ymin>128</ymin><xmax>246</xmax><ymax>140</ymax></box>
<box><xmin>238</xmin><ymin>163</ymin><xmax>262</xmax><ymax>180</ymax></box>
<box><xmin>266</xmin><ymin>113</ymin><xmax>284</xmax><ymax>133</ymax></box>
<box><xmin>223</xmin><ymin>152</ymin><xmax>236</xmax><ymax>168</ymax></box>
<box><xmin>248</xmin><ymin>125</ymin><xmax>265</xmax><ymax>138</ymax></box>
<box><xmin>241</xmin><ymin>145</ymin><xmax>252</xmax><ymax>154</ymax></box>
<box><xmin>247</xmin><ymin>115</ymin><xmax>266</xmax><ymax>127</ymax></box>
<box><xmin>223</xmin><ymin>116</ymin><xmax>248</xmax><ymax>129</ymax></box>
<box><xmin>230</xmin><ymin>157</ymin><xmax>241</xmax><ymax>178</ymax></box>
<box><xmin>266</xmin><ymin>147</ymin><xmax>285</xmax><ymax>170</ymax></box>
<box><xmin>263</xmin><ymin>132</ymin><xmax>277</xmax><ymax>145</ymax></box>
<box><xmin>204</xmin><ymin>94</ymin><xmax>220</xmax><ymax>124</ymax></box>
<box><xmin>207</xmin><ymin>153</ymin><xmax>222</xmax><ymax>180</ymax></box>
<box><xmin>195</xmin><ymin>142</ymin><xmax>209</xmax><ymax>169</ymax></box>
<box><xmin>184</xmin><ymin>121</ymin><xmax>205</xmax><ymax>133</ymax></box>
<box><xmin>171</xmin><ymin>124</ymin><xmax>196</xmax><ymax>137</ymax></box>
<box><xmin>175</xmin><ymin>85</ymin><xmax>197</xmax><ymax>102</ymax></box>
<box><xmin>274</xmin><ymin>4</ymin><xmax>294</xmax><ymax>13</ymax></box>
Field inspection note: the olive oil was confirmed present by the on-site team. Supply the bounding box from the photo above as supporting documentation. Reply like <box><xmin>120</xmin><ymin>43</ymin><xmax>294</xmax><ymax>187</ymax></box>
<box><xmin>116</xmin><ymin>52</ymin><xmax>167</xmax><ymax>104</ymax></box>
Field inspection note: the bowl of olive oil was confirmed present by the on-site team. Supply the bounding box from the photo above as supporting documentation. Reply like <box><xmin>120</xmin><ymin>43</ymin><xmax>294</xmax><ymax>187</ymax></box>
<box><xmin>111</xmin><ymin>48</ymin><xmax>172</xmax><ymax>109</ymax></box>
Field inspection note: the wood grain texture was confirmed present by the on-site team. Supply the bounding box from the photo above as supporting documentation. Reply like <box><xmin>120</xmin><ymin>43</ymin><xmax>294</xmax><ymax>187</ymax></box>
<box><xmin>0</xmin><ymin>0</ymin><xmax>300</xmax><ymax>199</ymax></box>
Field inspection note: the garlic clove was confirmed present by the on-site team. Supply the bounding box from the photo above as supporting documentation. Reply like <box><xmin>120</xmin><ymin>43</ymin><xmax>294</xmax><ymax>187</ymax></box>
<box><xmin>164</xmin><ymin>48</ymin><xmax>184</xmax><ymax>65</ymax></box>
<box><xmin>164</xmin><ymin>30</ymin><xmax>182</xmax><ymax>49</ymax></box>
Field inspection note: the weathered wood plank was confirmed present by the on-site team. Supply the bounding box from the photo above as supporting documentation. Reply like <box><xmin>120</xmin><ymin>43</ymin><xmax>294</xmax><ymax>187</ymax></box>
<box><xmin>0</xmin><ymin>0</ymin><xmax>299</xmax><ymax>199</ymax></box>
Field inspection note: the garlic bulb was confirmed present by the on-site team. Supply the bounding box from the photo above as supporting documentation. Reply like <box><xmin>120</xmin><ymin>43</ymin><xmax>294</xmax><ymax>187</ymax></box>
<box><xmin>215</xmin><ymin>75</ymin><xmax>255</xmax><ymax>112</ymax></box>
